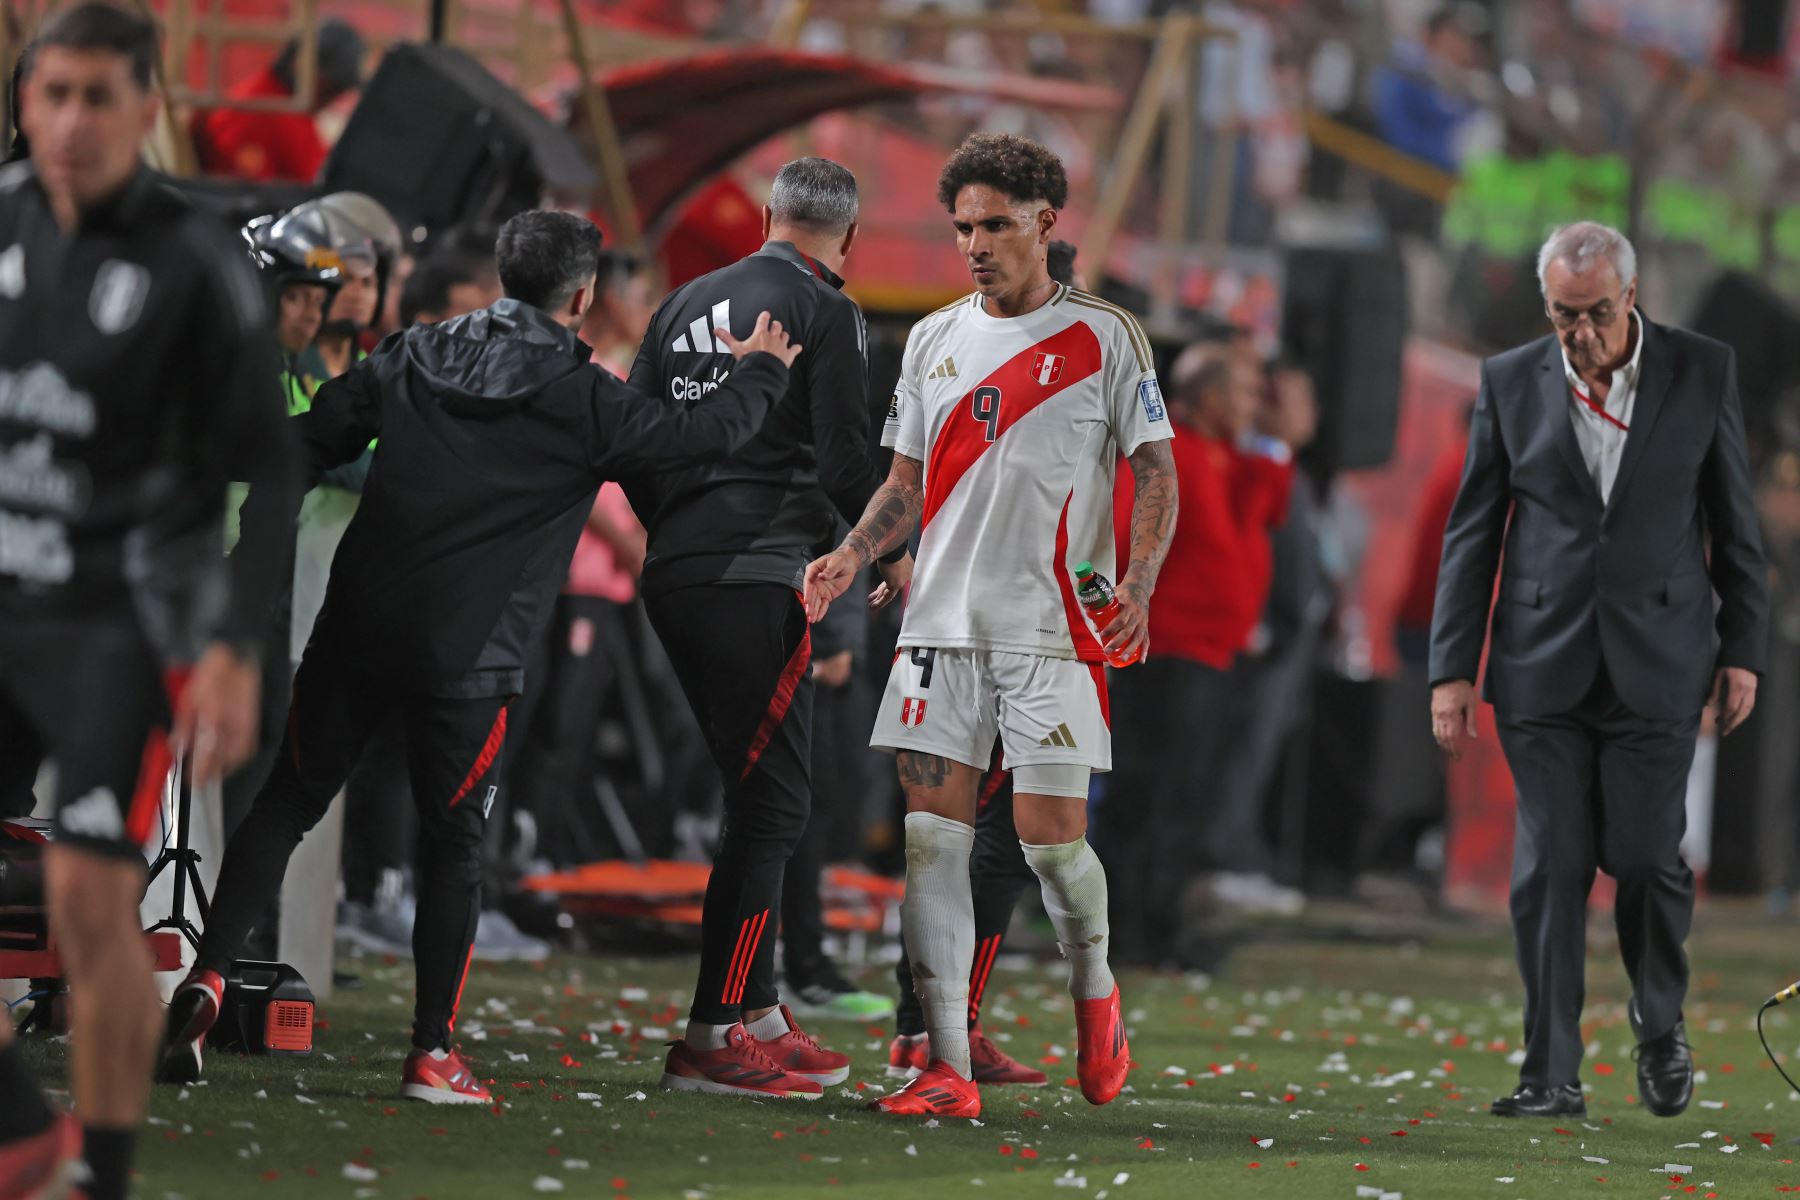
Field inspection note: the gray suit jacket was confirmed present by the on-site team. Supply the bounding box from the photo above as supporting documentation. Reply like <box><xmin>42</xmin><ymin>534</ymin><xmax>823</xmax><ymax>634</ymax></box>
<box><xmin>1428</xmin><ymin>316</ymin><xmax>1768</xmax><ymax>720</ymax></box>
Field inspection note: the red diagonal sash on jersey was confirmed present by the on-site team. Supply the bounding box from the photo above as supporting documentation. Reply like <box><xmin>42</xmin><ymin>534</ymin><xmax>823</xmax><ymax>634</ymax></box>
<box><xmin>921</xmin><ymin>322</ymin><xmax>1104</xmax><ymax>528</ymax></box>
<box><xmin>1053</xmin><ymin>489</ymin><xmax>1105</xmax><ymax>662</ymax></box>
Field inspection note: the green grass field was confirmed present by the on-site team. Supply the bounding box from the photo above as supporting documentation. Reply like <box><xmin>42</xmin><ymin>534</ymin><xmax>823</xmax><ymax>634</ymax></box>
<box><xmin>20</xmin><ymin>903</ymin><xmax>1800</xmax><ymax>1199</ymax></box>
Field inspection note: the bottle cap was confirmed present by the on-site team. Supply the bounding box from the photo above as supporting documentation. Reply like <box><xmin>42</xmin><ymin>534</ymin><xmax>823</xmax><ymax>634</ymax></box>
<box><xmin>1074</xmin><ymin>560</ymin><xmax>1094</xmax><ymax>578</ymax></box>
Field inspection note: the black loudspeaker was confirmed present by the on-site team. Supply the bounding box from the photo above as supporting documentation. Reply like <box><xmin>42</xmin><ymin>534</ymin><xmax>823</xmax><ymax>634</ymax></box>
<box><xmin>1686</xmin><ymin>270</ymin><xmax>1800</xmax><ymax>453</ymax></box>
<box><xmin>1281</xmin><ymin>240</ymin><xmax>1407</xmax><ymax>474</ymax></box>
<box><xmin>1735</xmin><ymin>0</ymin><xmax>1789</xmax><ymax>59</ymax></box>
<box><xmin>210</xmin><ymin>961</ymin><xmax>316</xmax><ymax>1056</ymax></box>
<box><xmin>321</xmin><ymin>43</ymin><xmax>596</xmax><ymax>242</ymax></box>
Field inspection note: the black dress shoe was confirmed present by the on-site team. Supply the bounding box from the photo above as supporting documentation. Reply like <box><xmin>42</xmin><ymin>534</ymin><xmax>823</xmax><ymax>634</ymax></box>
<box><xmin>1490</xmin><ymin>1083</ymin><xmax>1586</xmax><ymax>1117</ymax></box>
<box><xmin>1635</xmin><ymin>1020</ymin><xmax>1694</xmax><ymax>1117</ymax></box>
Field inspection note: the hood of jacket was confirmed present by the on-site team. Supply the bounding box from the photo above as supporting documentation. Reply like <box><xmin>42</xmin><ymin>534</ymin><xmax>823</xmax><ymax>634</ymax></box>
<box><xmin>402</xmin><ymin>297</ymin><xmax>591</xmax><ymax>414</ymax></box>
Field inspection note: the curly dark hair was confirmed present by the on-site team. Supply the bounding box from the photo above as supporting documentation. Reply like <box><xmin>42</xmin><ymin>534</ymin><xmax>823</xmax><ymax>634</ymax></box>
<box><xmin>936</xmin><ymin>133</ymin><xmax>1069</xmax><ymax>213</ymax></box>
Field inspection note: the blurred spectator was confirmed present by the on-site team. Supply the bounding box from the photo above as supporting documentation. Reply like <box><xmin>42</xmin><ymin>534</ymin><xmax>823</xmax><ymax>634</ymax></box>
<box><xmin>1359</xmin><ymin>401</ymin><xmax>1473</xmax><ymax>904</ymax></box>
<box><xmin>399</xmin><ymin>246</ymin><xmax>503</xmax><ymax>326</ymax></box>
<box><xmin>1371</xmin><ymin>5</ymin><xmax>1489</xmax><ymax>174</ymax></box>
<box><xmin>1047</xmin><ymin>239</ymin><xmax>1085</xmax><ymax>291</ymax></box>
<box><xmin>1202</xmin><ymin>358</ymin><xmax>1319</xmax><ymax>916</ymax></box>
<box><xmin>190</xmin><ymin>17</ymin><xmax>364</xmax><ymax>183</ymax></box>
<box><xmin>505</xmin><ymin>252</ymin><xmax>653</xmax><ymax>888</ymax></box>
<box><xmin>1093</xmin><ymin>341</ymin><xmax>1292</xmax><ymax>967</ymax></box>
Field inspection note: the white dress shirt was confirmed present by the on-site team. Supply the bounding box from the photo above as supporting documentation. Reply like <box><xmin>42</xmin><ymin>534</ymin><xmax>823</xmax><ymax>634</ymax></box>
<box><xmin>1560</xmin><ymin>310</ymin><xmax>1643</xmax><ymax>503</ymax></box>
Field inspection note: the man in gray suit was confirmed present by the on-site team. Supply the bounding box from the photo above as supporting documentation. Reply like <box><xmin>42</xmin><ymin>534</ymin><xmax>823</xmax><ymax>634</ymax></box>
<box><xmin>1429</xmin><ymin>222</ymin><xmax>1767</xmax><ymax>1119</ymax></box>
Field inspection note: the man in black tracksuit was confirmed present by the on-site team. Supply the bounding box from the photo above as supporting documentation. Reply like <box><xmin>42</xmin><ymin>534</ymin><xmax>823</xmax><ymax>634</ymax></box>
<box><xmin>626</xmin><ymin>158</ymin><xmax>909</xmax><ymax>1097</ymax></box>
<box><xmin>159</xmin><ymin>211</ymin><xmax>800</xmax><ymax>1105</ymax></box>
<box><xmin>0</xmin><ymin>8</ymin><xmax>298</xmax><ymax>1196</ymax></box>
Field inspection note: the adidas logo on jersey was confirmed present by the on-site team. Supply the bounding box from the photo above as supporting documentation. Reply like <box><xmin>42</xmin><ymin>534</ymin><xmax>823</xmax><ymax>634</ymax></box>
<box><xmin>670</xmin><ymin>299</ymin><xmax>733</xmax><ymax>353</ymax></box>
<box><xmin>1039</xmin><ymin>722</ymin><xmax>1078</xmax><ymax>749</ymax></box>
<box><xmin>927</xmin><ymin>356</ymin><xmax>958</xmax><ymax>380</ymax></box>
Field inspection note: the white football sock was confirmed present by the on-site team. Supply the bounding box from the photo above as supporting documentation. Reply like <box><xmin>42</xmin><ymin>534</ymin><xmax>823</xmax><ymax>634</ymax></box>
<box><xmin>744</xmin><ymin>1008</ymin><xmax>790</xmax><ymax>1040</ymax></box>
<box><xmin>901</xmin><ymin>811</ymin><xmax>976</xmax><ymax>1078</ymax></box>
<box><xmin>1021</xmin><ymin>837</ymin><xmax>1116</xmax><ymax>1001</ymax></box>
<box><xmin>684</xmin><ymin>1020</ymin><xmax>736</xmax><ymax>1050</ymax></box>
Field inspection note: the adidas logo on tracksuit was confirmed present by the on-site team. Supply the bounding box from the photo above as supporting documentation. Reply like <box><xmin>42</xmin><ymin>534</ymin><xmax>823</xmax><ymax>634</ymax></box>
<box><xmin>670</xmin><ymin>299</ymin><xmax>733</xmax><ymax>353</ymax></box>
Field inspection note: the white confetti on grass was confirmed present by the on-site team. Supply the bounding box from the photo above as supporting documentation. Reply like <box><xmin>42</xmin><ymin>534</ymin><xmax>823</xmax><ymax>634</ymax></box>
<box><xmin>1721</xmin><ymin>1145</ymin><xmax>1740</xmax><ymax>1154</ymax></box>
<box><xmin>342</xmin><ymin>1164</ymin><xmax>378</xmax><ymax>1182</ymax></box>
<box><xmin>532</xmin><ymin>1176</ymin><xmax>565</xmax><ymax>1192</ymax></box>
<box><xmin>1582</xmin><ymin>1156</ymin><xmax>1609</xmax><ymax>1164</ymax></box>
<box><xmin>1254</xmin><ymin>1138</ymin><xmax>1274</xmax><ymax>1149</ymax></box>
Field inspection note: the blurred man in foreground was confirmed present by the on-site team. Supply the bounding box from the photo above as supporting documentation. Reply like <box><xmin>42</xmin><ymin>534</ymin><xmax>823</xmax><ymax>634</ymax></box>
<box><xmin>0</xmin><ymin>7</ymin><xmax>297</xmax><ymax>1196</ymax></box>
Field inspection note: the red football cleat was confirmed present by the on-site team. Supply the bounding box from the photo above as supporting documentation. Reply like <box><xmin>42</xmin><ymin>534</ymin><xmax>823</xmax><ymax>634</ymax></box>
<box><xmin>400</xmin><ymin>1046</ymin><xmax>492</xmax><ymax>1105</ymax></box>
<box><xmin>871</xmin><ymin>1059</ymin><xmax>981</xmax><ymax>1117</ymax></box>
<box><xmin>660</xmin><ymin>1025</ymin><xmax>823</xmax><ymax>1100</ymax></box>
<box><xmin>752</xmin><ymin>1005</ymin><xmax>849</xmax><ymax>1085</ymax></box>
<box><xmin>157</xmin><ymin>967</ymin><xmax>225</xmax><ymax>1084</ymax></box>
<box><xmin>0</xmin><ymin>1111</ymin><xmax>82</xmax><ymax>1200</ymax></box>
<box><xmin>970</xmin><ymin>1025</ymin><xmax>1048</xmax><ymax>1087</ymax></box>
<box><xmin>1074</xmin><ymin>984</ymin><xmax>1130</xmax><ymax>1105</ymax></box>
<box><xmin>886</xmin><ymin>1033</ymin><xmax>928</xmax><ymax>1081</ymax></box>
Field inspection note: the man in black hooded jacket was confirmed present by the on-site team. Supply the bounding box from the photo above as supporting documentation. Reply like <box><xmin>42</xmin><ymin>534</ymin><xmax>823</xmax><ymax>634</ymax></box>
<box><xmin>158</xmin><ymin>211</ymin><xmax>801</xmax><ymax>1104</ymax></box>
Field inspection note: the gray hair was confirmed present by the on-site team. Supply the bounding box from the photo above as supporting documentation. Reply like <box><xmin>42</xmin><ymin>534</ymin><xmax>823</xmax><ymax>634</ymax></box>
<box><xmin>768</xmin><ymin>157</ymin><xmax>859</xmax><ymax>236</ymax></box>
<box><xmin>1536</xmin><ymin>221</ymin><xmax>1637</xmax><ymax>293</ymax></box>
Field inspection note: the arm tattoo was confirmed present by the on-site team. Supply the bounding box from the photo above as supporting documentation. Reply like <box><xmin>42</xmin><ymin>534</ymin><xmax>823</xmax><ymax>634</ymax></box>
<box><xmin>896</xmin><ymin>750</ymin><xmax>951</xmax><ymax>790</ymax></box>
<box><xmin>1122</xmin><ymin>439</ymin><xmax>1178</xmax><ymax>604</ymax></box>
<box><xmin>844</xmin><ymin>454</ymin><xmax>924</xmax><ymax>567</ymax></box>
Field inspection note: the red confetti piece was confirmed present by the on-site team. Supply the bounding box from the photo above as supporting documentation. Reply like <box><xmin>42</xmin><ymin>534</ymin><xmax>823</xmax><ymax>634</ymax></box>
<box><xmin>1354</xmin><ymin>1163</ymin><xmax>1369</xmax><ymax>1172</ymax></box>
<box><xmin>1021</xmin><ymin>1148</ymin><xmax>1038</xmax><ymax>1160</ymax></box>
<box><xmin>382</xmin><ymin>1107</ymin><xmax>397</xmax><ymax>1116</ymax></box>
<box><xmin>260</xmin><ymin>1171</ymin><xmax>279</xmax><ymax>1182</ymax></box>
<box><xmin>1183</xmin><ymin>1079</ymin><xmax>1196</xmax><ymax>1088</ymax></box>
<box><xmin>1064</xmin><ymin>1078</ymin><xmax>1080</xmax><ymax>1088</ymax></box>
<box><xmin>1721</xmin><ymin>1064</ymin><xmax>1736</xmax><ymax>1073</ymax></box>
<box><xmin>772</xmin><ymin>1132</ymin><xmax>786</xmax><ymax>1140</ymax></box>
<box><xmin>1407</xmin><ymin>1119</ymin><xmax>1421</xmax><ymax>1125</ymax></box>
<box><xmin>1390</xmin><ymin>1131</ymin><xmax>1407</xmax><ymax>1137</ymax></box>
<box><xmin>1552</xmin><ymin>1128</ymin><xmax>1573</xmax><ymax>1136</ymax></box>
<box><xmin>1754</xmin><ymin>1131</ymin><xmax>1777</xmax><ymax>1146</ymax></box>
<box><xmin>1593</xmin><ymin>1063</ymin><xmax>1614</xmax><ymax>1075</ymax></box>
<box><xmin>1358</xmin><ymin>1137</ymin><xmax>1372</xmax><ymax>1146</ymax></box>
<box><xmin>1669</xmin><ymin>1175</ymin><xmax>1684</xmax><ymax>1183</ymax></box>
<box><xmin>1138</xmin><ymin>1138</ymin><xmax>1156</xmax><ymax>1150</ymax></box>
<box><xmin>1247</xmin><ymin>1162</ymin><xmax>1261</xmax><ymax>1169</ymax></box>
<box><xmin>1283</xmin><ymin>1092</ymin><xmax>1297</xmax><ymax>1103</ymax></box>
<box><xmin>560</xmin><ymin>1054</ymin><xmax>581</xmax><ymax>1068</ymax></box>
<box><xmin>1022</xmin><ymin>1110</ymin><xmax>1040</xmax><ymax>1119</ymax></box>
<box><xmin>1040</xmin><ymin>1055</ymin><xmax>1063</xmax><ymax>1065</ymax></box>
<box><xmin>1000</xmin><ymin>1145</ymin><xmax>1015</xmax><ymax>1157</ymax></box>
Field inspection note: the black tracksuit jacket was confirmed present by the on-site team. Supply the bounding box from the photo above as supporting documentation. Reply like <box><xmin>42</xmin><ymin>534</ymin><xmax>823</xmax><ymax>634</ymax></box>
<box><xmin>237</xmin><ymin>298</ymin><xmax>788</xmax><ymax>697</ymax></box>
<box><xmin>624</xmin><ymin>241</ymin><xmax>884</xmax><ymax>597</ymax></box>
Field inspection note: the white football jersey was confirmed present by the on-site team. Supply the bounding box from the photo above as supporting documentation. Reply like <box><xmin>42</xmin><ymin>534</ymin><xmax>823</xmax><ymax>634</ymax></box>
<box><xmin>883</xmin><ymin>285</ymin><xmax>1172</xmax><ymax>661</ymax></box>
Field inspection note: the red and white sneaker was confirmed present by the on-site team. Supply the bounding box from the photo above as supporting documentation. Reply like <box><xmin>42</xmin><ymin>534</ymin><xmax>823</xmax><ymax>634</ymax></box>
<box><xmin>870</xmin><ymin>1059</ymin><xmax>981</xmax><ymax>1117</ymax></box>
<box><xmin>660</xmin><ymin>1024</ymin><xmax>823</xmax><ymax>1100</ymax></box>
<box><xmin>753</xmin><ymin>1006</ymin><xmax>849</xmax><ymax>1086</ymax></box>
<box><xmin>157</xmin><ymin>967</ymin><xmax>225</xmax><ymax>1084</ymax></box>
<box><xmin>0</xmin><ymin>1111</ymin><xmax>82</xmax><ymax>1200</ymax></box>
<box><xmin>886</xmin><ymin>1033</ymin><xmax>928</xmax><ymax>1080</ymax></box>
<box><xmin>1074</xmin><ymin>984</ymin><xmax>1130</xmax><ymax>1105</ymax></box>
<box><xmin>970</xmin><ymin>1025</ymin><xmax>1048</xmax><ymax>1086</ymax></box>
<box><xmin>400</xmin><ymin>1047</ymin><xmax>492</xmax><ymax>1105</ymax></box>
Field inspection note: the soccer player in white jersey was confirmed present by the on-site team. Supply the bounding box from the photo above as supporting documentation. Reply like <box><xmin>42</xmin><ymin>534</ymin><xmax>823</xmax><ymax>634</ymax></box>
<box><xmin>804</xmin><ymin>133</ymin><xmax>1179</xmax><ymax>1117</ymax></box>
